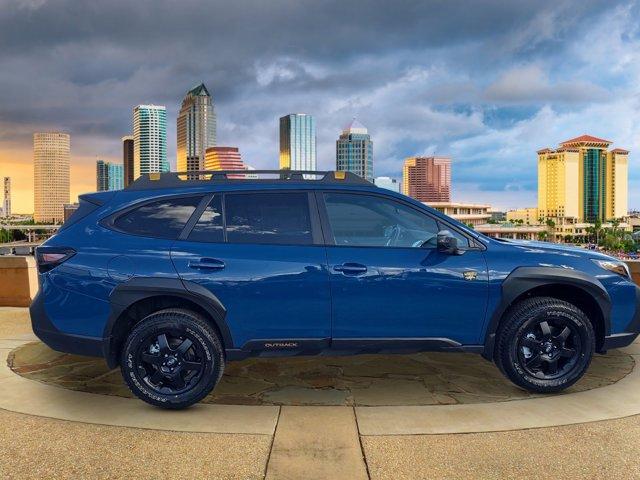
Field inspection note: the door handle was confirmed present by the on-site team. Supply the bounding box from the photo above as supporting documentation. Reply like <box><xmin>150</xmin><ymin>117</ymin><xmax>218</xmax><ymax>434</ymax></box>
<box><xmin>188</xmin><ymin>258</ymin><xmax>226</xmax><ymax>270</ymax></box>
<box><xmin>333</xmin><ymin>263</ymin><xmax>367</xmax><ymax>274</ymax></box>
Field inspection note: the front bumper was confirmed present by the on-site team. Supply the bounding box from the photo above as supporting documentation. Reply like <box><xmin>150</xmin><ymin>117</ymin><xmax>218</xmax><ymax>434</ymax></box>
<box><xmin>602</xmin><ymin>285</ymin><xmax>640</xmax><ymax>350</ymax></box>
<box><xmin>29</xmin><ymin>290</ymin><xmax>105</xmax><ymax>358</ymax></box>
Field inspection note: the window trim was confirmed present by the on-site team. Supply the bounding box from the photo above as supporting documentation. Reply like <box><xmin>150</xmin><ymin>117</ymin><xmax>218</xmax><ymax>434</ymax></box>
<box><xmin>178</xmin><ymin>190</ymin><xmax>323</xmax><ymax>246</ymax></box>
<box><xmin>315</xmin><ymin>190</ymin><xmax>484</xmax><ymax>251</ymax></box>
<box><xmin>101</xmin><ymin>193</ymin><xmax>206</xmax><ymax>240</ymax></box>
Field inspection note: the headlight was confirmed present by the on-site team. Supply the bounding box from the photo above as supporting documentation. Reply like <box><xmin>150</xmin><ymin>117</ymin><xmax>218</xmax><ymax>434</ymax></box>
<box><xmin>592</xmin><ymin>259</ymin><xmax>631</xmax><ymax>279</ymax></box>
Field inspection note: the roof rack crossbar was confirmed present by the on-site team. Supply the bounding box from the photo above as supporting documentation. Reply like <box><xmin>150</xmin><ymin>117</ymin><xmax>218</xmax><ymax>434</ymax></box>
<box><xmin>126</xmin><ymin>170</ymin><xmax>371</xmax><ymax>190</ymax></box>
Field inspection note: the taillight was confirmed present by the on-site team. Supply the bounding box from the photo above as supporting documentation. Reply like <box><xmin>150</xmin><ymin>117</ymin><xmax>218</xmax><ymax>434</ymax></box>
<box><xmin>35</xmin><ymin>247</ymin><xmax>76</xmax><ymax>273</ymax></box>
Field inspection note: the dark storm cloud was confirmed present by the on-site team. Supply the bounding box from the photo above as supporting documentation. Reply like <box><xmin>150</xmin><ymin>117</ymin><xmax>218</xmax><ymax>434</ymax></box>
<box><xmin>0</xmin><ymin>0</ymin><xmax>637</xmax><ymax>209</ymax></box>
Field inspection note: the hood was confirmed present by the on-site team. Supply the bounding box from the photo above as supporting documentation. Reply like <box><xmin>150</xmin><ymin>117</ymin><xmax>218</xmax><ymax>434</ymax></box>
<box><xmin>495</xmin><ymin>238</ymin><xmax>616</xmax><ymax>261</ymax></box>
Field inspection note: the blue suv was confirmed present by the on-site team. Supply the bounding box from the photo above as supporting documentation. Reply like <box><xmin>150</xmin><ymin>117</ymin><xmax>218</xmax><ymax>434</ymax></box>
<box><xmin>30</xmin><ymin>171</ymin><xmax>640</xmax><ymax>408</ymax></box>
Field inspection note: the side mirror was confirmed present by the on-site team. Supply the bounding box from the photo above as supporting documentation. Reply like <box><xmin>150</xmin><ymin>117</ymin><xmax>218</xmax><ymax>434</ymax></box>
<box><xmin>437</xmin><ymin>230</ymin><xmax>463</xmax><ymax>255</ymax></box>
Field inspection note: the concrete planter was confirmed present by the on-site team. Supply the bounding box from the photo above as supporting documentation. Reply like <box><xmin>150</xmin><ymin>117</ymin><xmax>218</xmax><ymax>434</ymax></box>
<box><xmin>627</xmin><ymin>261</ymin><xmax>640</xmax><ymax>287</ymax></box>
<box><xmin>0</xmin><ymin>256</ymin><xmax>38</xmax><ymax>307</ymax></box>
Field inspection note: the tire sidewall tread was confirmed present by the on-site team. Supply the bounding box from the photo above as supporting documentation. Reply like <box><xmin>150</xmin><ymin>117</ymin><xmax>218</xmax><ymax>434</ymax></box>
<box><xmin>495</xmin><ymin>296</ymin><xmax>595</xmax><ymax>393</ymax></box>
<box><xmin>120</xmin><ymin>308</ymin><xmax>225</xmax><ymax>409</ymax></box>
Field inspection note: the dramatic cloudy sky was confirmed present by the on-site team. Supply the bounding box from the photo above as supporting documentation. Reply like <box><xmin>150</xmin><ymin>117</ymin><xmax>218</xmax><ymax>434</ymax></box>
<box><xmin>1</xmin><ymin>0</ymin><xmax>639</xmax><ymax>212</ymax></box>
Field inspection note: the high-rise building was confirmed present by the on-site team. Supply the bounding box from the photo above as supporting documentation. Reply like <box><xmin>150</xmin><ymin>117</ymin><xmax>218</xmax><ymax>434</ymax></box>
<box><xmin>33</xmin><ymin>132</ymin><xmax>70</xmax><ymax>223</ymax></box>
<box><xmin>122</xmin><ymin>135</ymin><xmax>134</xmax><ymax>187</ymax></box>
<box><xmin>96</xmin><ymin>160</ymin><xmax>109</xmax><ymax>191</ymax></box>
<box><xmin>336</xmin><ymin>119</ymin><xmax>373</xmax><ymax>182</ymax></box>
<box><xmin>205</xmin><ymin>146</ymin><xmax>245</xmax><ymax>178</ymax></box>
<box><xmin>3</xmin><ymin>177</ymin><xmax>10</xmax><ymax>217</ymax></box>
<box><xmin>374</xmin><ymin>176</ymin><xmax>400</xmax><ymax>193</ymax></box>
<box><xmin>177</xmin><ymin>83</ymin><xmax>216</xmax><ymax>175</ymax></box>
<box><xmin>538</xmin><ymin>135</ymin><xmax>628</xmax><ymax>222</ymax></box>
<box><xmin>205</xmin><ymin>146</ymin><xmax>244</xmax><ymax>170</ymax></box>
<box><xmin>97</xmin><ymin>160</ymin><xmax>124</xmax><ymax>192</ymax></box>
<box><xmin>402</xmin><ymin>156</ymin><xmax>451</xmax><ymax>202</ymax></box>
<box><xmin>133</xmin><ymin>105</ymin><xmax>168</xmax><ymax>179</ymax></box>
<box><xmin>108</xmin><ymin>163</ymin><xmax>124</xmax><ymax>191</ymax></box>
<box><xmin>279</xmin><ymin>114</ymin><xmax>316</xmax><ymax>171</ymax></box>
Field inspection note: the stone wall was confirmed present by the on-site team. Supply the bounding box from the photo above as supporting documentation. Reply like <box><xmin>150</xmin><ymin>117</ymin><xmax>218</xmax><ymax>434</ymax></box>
<box><xmin>0</xmin><ymin>256</ymin><xmax>38</xmax><ymax>307</ymax></box>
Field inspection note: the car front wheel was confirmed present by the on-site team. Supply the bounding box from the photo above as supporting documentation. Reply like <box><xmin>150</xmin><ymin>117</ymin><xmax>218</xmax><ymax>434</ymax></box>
<box><xmin>120</xmin><ymin>308</ymin><xmax>224</xmax><ymax>409</ymax></box>
<box><xmin>495</xmin><ymin>296</ymin><xmax>595</xmax><ymax>393</ymax></box>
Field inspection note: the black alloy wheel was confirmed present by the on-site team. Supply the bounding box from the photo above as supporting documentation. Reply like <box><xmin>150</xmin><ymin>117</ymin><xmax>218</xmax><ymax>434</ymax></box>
<box><xmin>495</xmin><ymin>296</ymin><xmax>595</xmax><ymax>393</ymax></box>
<box><xmin>121</xmin><ymin>308</ymin><xmax>224</xmax><ymax>409</ymax></box>
<box><xmin>517</xmin><ymin>318</ymin><xmax>581</xmax><ymax>380</ymax></box>
<box><xmin>136</xmin><ymin>331</ymin><xmax>206</xmax><ymax>395</ymax></box>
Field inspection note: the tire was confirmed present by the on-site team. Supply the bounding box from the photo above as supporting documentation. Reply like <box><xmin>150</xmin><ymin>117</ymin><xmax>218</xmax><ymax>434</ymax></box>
<box><xmin>120</xmin><ymin>308</ymin><xmax>225</xmax><ymax>409</ymax></box>
<box><xmin>495</xmin><ymin>296</ymin><xmax>595</xmax><ymax>393</ymax></box>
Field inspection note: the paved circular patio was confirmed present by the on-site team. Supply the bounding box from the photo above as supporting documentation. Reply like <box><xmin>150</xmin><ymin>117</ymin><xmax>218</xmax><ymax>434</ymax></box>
<box><xmin>8</xmin><ymin>341</ymin><xmax>635</xmax><ymax>406</ymax></box>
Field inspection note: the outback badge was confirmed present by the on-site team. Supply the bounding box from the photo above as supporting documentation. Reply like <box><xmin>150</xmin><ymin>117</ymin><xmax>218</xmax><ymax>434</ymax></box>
<box><xmin>463</xmin><ymin>270</ymin><xmax>478</xmax><ymax>281</ymax></box>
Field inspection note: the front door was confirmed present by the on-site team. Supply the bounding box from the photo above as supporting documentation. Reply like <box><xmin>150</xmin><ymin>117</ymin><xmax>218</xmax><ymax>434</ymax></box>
<box><xmin>319</xmin><ymin>192</ymin><xmax>489</xmax><ymax>346</ymax></box>
<box><xmin>171</xmin><ymin>191</ymin><xmax>331</xmax><ymax>351</ymax></box>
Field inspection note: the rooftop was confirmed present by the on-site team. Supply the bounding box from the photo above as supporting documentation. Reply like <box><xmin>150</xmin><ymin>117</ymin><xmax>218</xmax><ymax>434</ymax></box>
<box><xmin>342</xmin><ymin>118</ymin><xmax>368</xmax><ymax>135</ymax></box>
<box><xmin>560</xmin><ymin>134</ymin><xmax>612</xmax><ymax>146</ymax></box>
<box><xmin>187</xmin><ymin>83</ymin><xmax>211</xmax><ymax>97</ymax></box>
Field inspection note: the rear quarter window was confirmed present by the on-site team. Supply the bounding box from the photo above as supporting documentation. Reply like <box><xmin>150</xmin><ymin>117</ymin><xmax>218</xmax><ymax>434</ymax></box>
<box><xmin>112</xmin><ymin>196</ymin><xmax>202</xmax><ymax>239</ymax></box>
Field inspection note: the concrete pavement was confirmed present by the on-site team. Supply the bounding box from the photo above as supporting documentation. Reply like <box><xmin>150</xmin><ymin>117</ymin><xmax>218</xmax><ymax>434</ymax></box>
<box><xmin>2</xmin><ymin>307</ymin><xmax>640</xmax><ymax>479</ymax></box>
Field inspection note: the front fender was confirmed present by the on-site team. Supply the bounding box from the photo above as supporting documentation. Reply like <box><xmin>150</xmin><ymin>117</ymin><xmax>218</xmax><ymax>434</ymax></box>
<box><xmin>482</xmin><ymin>266</ymin><xmax>611</xmax><ymax>360</ymax></box>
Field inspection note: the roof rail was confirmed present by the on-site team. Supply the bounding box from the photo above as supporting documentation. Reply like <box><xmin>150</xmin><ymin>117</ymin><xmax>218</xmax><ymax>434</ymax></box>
<box><xmin>126</xmin><ymin>170</ymin><xmax>372</xmax><ymax>190</ymax></box>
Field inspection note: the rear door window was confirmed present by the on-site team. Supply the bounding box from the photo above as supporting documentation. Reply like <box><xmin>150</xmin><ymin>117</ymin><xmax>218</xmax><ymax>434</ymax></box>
<box><xmin>113</xmin><ymin>196</ymin><xmax>202</xmax><ymax>239</ymax></box>
<box><xmin>225</xmin><ymin>192</ymin><xmax>313</xmax><ymax>245</ymax></box>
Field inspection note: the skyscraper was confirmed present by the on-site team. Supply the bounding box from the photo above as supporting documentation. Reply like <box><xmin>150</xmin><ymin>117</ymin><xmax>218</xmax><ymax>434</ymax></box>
<box><xmin>374</xmin><ymin>176</ymin><xmax>400</xmax><ymax>193</ymax></box>
<box><xmin>537</xmin><ymin>135</ymin><xmax>628</xmax><ymax>222</ymax></box>
<box><xmin>133</xmin><ymin>105</ymin><xmax>168</xmax><ymax>179</ymax></box>
<box><xmin>3</xmin><ymin>177</ymin><xmax>10</xmax><ymax>218</ymax></box>
<box><xmin>33</xmin><ymin>132</ymin><xmax>70</xmax><ymax>223</ymax></box>
<box><xmin>177</xmin><ymin>83</ymin><xmax>216</xmax><ymax>175</ymax></box>
<box><xmin>97</xmin><ymin>160</ymin><xmax>124</xmax><ymax>192</ymax></box>
<box><xmin>402</xmin><ymin>156</ymin><xmax>451</xmax><ymax>202</ymax></box>
<box><xmin>122</xmin><ymin>135</ymin><xmax>134</xmax><ymax>187</ymax></box>
<box><xmin>336</xmin><ymin>119</ymin><xmax>373</xmax><ymax>182</ymax></box>
<box><xmin>279</xmin><ymin>114</ymin><xmax>316</xmax><ymax>171</ymax></box>
<box><xmin>96</xmin><ymin>159</ymin><xmax>109</xmax><ymax>191</ymax></box>
<box><xmin>108</xmin><ymin>163</ymin><xmax>124</xmax><ymax>191</ymax></box>
<box><xmin>205</xmin><ymin>146</ymin><xmax>245</xmax><ymax>178</ymax></box>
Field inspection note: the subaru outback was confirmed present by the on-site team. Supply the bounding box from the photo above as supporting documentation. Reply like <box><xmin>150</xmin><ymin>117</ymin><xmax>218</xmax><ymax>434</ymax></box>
<box><xmin>30</xmin><ymin>170</ymin><xmax>640</xmax><ymax>408</ymax></box>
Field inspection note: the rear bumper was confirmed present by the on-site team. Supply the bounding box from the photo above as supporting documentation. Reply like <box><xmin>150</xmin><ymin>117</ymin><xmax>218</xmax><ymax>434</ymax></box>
<box><xmin>29</xmin><ymin>290</ymin><xmax>106</xmax><ymax>358</ymax></box>
<box><xmin>602</xmin><ymin>285</ymin><xmax>640</xmax><ymax>351</ymax></box>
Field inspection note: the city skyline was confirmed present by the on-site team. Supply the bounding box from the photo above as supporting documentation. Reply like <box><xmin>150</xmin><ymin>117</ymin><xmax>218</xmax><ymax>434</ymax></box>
<box><xmin>1</xmin><ymin>1</ymin><xmax>639</xmax><ymax>213</ymax></box>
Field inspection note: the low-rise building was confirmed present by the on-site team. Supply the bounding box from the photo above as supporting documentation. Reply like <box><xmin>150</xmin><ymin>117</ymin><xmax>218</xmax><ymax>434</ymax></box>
<box><xmin>506</xmin><ymin>207</ymin><xmax>539</xmax><ymax>225</ymax></box>
<box><xmin>427</xmin><ymin>202</ymin><xmax>491</xmax><ymax>227</ymax></box>
<box><xmin>476</xmin><ymin>223</ymin><xmax>546</xmax><ymax>241</ymax></box>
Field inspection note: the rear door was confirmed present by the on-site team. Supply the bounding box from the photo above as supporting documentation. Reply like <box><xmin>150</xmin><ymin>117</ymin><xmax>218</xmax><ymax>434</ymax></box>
<box><xmin>170</xmin><ymin>190</ymin><xmax>331</xmax><ymax>351</ymax></box>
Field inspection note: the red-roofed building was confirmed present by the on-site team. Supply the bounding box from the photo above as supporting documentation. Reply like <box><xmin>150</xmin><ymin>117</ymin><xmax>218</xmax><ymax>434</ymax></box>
<box><xmin>560</xmin><ymin>134</ymin><xmax>612</xmax><ymax>146</ymax></box>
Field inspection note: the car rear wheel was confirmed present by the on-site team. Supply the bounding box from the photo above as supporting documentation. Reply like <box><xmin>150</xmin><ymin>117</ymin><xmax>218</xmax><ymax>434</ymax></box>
<box><xmin>495</xmin><ymin>297</ymin><xmax>595</xmax><ymax>393</ymax></box>
<box><xmin>120</xmin><ymin>308</ymin><xmax>224</xmax><ymax>409</ymax></box>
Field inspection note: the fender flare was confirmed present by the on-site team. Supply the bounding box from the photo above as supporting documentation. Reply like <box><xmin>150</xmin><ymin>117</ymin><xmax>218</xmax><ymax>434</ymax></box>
<box><xmin>102</xmin><ymin>277</ymin><xmax>232</xmax><ymax>367</ymax></box>
<box><xmin>482</xmin><ymin>266</ymin><xmax>611</xmax><ymax>360</ymax></box>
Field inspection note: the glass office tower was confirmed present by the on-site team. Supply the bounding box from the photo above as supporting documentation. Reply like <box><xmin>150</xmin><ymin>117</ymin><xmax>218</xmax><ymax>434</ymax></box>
<box><xmin>336</xmin><ymin>119</ymin><xmax>373</xmax><ymax>182</ymax></box>
<box><xmin>133</xmin><ymin>105</ymin><xmax>168</xmax><ymax>179</ymax></box>
<box><xmin>279</xmin><ymin>114</ymin><xmax>316</xmax><ymax>171</ymax></box>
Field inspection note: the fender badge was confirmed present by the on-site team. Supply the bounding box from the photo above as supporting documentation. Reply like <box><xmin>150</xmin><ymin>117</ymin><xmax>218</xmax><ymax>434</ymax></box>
<box><xmin>463</xmin><ymin>271</ymin><xmax>478</xmax><ymax>281</ymax></box>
